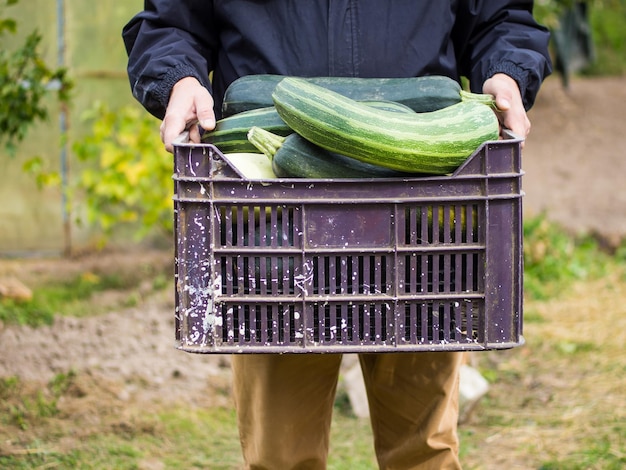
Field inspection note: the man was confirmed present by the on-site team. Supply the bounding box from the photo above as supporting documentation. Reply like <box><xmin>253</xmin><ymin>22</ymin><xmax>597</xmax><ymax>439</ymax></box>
<box><xmin>123</xmin><ymin>2</ymin><xmax>551</xmax><ymax>468</ymax></box>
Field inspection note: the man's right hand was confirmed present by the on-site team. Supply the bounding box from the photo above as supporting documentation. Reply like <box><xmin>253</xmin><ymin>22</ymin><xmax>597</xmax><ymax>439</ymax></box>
<box><xmin>160</xmin><ymin>76</ymin><xmax>215</xmax><ymax>152</ymax></box>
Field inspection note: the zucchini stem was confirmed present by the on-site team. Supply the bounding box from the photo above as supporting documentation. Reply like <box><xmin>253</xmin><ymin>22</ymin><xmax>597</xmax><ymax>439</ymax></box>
<box><xmin>247</xmin><ymin>126</ymin><xmax>286</xmax><ymax>161</ymax></box>
<box><xmin>460</xmin><ymin>90</ymin><xmax>496</xmax><ymax>109</ymax></box>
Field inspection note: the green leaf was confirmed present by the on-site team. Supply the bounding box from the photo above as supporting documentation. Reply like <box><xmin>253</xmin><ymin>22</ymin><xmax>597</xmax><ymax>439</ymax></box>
<box><xmin>0</xmin><ymin>14</ymin><xmax>72</xmax><ymax>154</ymax></box>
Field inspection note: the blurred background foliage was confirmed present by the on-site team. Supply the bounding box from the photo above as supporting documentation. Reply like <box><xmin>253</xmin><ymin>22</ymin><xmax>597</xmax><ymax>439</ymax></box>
<box><xmin>1</xmin><ymin>0</ymin><xmax>625</xmax><ymax>250</ymax></box>
<box><xmin>0</xmin><ymin>0</ymin><xmax>71</xmax><ymax>156</ymax></box>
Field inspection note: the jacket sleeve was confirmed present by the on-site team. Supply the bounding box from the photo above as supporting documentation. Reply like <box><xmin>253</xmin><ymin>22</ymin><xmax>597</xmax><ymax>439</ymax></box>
<box><xmin>453</xmin><ymin>1</ymin><xmax>552</xmax><ymax>110</ymax></box>
<box><xmin>122</xmin><ymin>1</ymin><xmax>217</xmax><ymax>119</ymax></box>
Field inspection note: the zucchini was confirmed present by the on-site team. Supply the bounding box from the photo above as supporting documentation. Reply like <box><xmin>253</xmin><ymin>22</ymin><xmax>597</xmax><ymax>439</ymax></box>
<box><xmin>247</xmin><ymin>126</ymin><xmax>413</xmax><ymax>178</ymax></box>
<box><xmin>272</xmin><ymin>77</ymin><xmax>500</xmax><ymax>175</ymax></box>
<box><xmin>357</xmin><ymin>100</ymin><xmax>416</xmax><ymax>113</ymax></box>
<box><xmin>204</xmin><ymin>100</ymin><xmax>413</xmax><ymax>154</ymax></box>
<box><xmin>201</xmin><ymin>106</ymin><xmax>290</xmax><ymax>153</ymax></box>
<box><xmin>220</xmin><ymin>152</ymin><xmax>276</xmax><ymax>179</ymax></box>
<box><xmin>222</xmin><ymin>74</ymin><xmax>462</xmax><ymax>117</ymax></box>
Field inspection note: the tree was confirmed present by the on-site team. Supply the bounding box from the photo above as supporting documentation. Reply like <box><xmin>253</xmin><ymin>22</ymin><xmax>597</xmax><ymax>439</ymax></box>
<box><xmin>0</xmin><ymin>0</ymin><xmax>72</xmax><ymax>156</ymax></box>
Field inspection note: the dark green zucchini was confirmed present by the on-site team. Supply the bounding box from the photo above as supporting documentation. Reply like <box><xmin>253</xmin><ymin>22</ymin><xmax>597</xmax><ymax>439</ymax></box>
<box><xmin>201</xmin><ymin>106</ymin><xmax>290</xmax><ymax>153</ymax></box>
<box><xmin>247</xmin><ymin>126</ymin><xmax>416</xmax><ymax>178</ymax></box>
<box><xmin>222</xmin><ymin>74</ymin><xmax>462</xmax><ymax>117</ymax></box>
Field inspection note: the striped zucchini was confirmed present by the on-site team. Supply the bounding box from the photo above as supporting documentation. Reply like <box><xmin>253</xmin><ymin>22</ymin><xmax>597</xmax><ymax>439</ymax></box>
<box><xmin>203</xmin><ymin>100</ymin><xmax>414</xmax><ymax>154</ymax></box>
<box><xmin>272</xmin><ymin>77</ymin><xmax>500</xmax><ymax>175</ymax></box>
<box><xmin>222</xmin><ymin>74</ymin><xmax>462</xmax><ymax>117</ymax></box>
<box><xmin>357</xmin><ymin>100</ymin><xmax>416</xmax><ymax>113</ymax></box>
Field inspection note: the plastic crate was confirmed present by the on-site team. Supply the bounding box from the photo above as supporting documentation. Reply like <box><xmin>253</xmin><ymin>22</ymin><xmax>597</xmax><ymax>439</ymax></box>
<box><xmin>173</xmin><ymin>135</ymin><xmax>524</xmax><ymax>354</ymax></box>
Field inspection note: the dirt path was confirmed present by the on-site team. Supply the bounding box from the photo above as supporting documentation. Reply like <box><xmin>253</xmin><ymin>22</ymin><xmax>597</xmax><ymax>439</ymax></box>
<box><xmin>523</xmin><ymin>75</ymin><xmax>626</xmax><ymax>246</ymax></box>
<box><xmin>0</xmin><ymin>288</ymin><xmax>231</xmax><ymax>406</ymax></box>
<box><xmin>0</xmin><ymin>251</ymin><xmax>234</xmax><ymax>408</ymax></box>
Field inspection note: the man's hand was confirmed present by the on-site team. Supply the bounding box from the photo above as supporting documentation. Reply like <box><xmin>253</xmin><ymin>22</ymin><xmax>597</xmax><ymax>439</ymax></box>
<box><xmin>160</xmin><ymin>77</ymin><xmax>215</xmax><ymax>152</ymax></box>
<box><xmin>482</xmin><ymin>73</ymin><xmax>530</xmax><ymax>144</ymax></box>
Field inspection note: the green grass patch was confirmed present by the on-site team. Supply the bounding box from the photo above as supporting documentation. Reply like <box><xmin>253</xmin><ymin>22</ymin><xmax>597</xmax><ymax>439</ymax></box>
<box><xmin>0</xmin><ymin>372</ymin><xmax>76</xmax><ymax>431</ymax></box>
<box><xmin>539</xmin><ymin>434</ymin><xmax>626</xmax><ymax>469</ymax></box>
<box><xmin>0</xmin><ymin>398</ymin><xmax>377</xmax><ymax>469</ymax></box>
<box><xmin>156</xmin><ymin>406</ymin><xmax>243</xmax><ymax>468</ymax></box>
<box><xmin>0</xmin><ymin>268</ymin><xmax>167</xmax><ymax>327</ymax></box>
<box><xmin>554</xmin><ymin>339</ymin><xmax>598</xmax><ymax>355</ymax></box>
<box><xmin>0</xmin><ymin>272</ymin><xmax>122</xmax><ymax>327</ymax></box>
<box><xmin>522</xmin><ymin>308</ymin><xmax>547</xmax><ymax>324</ymax></box>
<box><xmin>0</xmin><ymin>444</ymin><xmax>143</xmax><ymax>470</ymax></box>
<box><xmin>0</xmin><ymin>451</ymin><xmax>81</xmax><ymax>470</ymax></box>
<box><xmin>523</xmin><ymin>214</ymin><xmax>620</xmax><ymax>300</ymax></box>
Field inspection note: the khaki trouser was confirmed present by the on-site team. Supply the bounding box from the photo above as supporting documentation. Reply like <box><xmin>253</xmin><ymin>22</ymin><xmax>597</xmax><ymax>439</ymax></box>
<box><xmin>232</xmin><ymin>352</ymin><xmax>463</xmax><ymax>470</ymax></box>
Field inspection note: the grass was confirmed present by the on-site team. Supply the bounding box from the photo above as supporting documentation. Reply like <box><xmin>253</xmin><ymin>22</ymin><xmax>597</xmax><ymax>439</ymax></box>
<box><xmin>0</xmin><ymin>395</ymin><xmax>377</xmax><ymax>469</ymax></box>
<box><xmin>0</xmin><ymin>273</ymin><xmax>123</xmax><ymax>327</ymax></box>
<box><xmin>2</xmin><ymin>322</ymin><xmax>622</xmax><ymax>470</ymax></box>
<box><xmin>0</xmin><ymin>261</ymin><xmax>170</xmax><ymax>327</ymax></box>
<box><xmin>0</xmin><ymin>371</ymin><xmax>76</xmax><ymax>431</ymax></box>
<box><xmin>460</xmin><ymin>263</ymin><xmax>626</xmax><ymax>469</ymax></box>
<box><xmin>523</xmin><ymin>214</ymin><xmax>622</xmax><ymax>300</ymax></box>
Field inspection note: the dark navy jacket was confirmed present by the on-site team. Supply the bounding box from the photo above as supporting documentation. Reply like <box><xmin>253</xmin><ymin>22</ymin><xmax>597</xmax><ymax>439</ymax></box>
<box><xmin>122</xmin><ymin>0</ymin><xmax>552</xmax><ymax>119</ymax></box>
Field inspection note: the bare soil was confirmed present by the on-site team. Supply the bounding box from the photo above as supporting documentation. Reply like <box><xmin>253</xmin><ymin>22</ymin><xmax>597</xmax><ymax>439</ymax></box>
<box><xmin>523</xmin><ymin>75</ymin><xmax>626</xmax><ymax>247</ymax></box>
<box><xmin>0</xmin><ymin>76</ymin><xmax>625</xmax><ymax>468</ymax></box>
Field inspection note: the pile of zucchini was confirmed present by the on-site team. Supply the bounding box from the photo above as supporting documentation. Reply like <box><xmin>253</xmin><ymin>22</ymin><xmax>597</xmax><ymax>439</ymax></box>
<box><xmin>202</xmin><ymin>74</ymin><xmax>500</xmax><ymax>177</ymax></box>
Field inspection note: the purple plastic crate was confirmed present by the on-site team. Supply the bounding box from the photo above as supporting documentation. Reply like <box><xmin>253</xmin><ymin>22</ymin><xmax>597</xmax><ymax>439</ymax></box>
<box><xmin>173</xmin><ymin>135</ymin><xmax>524</xmax><ymax>353</ymax></box>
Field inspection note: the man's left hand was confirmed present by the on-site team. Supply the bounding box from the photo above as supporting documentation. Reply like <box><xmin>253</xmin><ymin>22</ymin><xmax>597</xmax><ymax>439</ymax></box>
<box><xmin>482</xmin><ymin>73</ymin><xmax>530</xmax><ymax>144</ymax></box>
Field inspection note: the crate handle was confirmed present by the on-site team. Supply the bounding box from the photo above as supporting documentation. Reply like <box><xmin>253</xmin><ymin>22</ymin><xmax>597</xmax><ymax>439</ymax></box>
<box><xmin>173</xmin><ymin>131</ymin><xmax>191</xmax><ymax>145</ymax></box>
